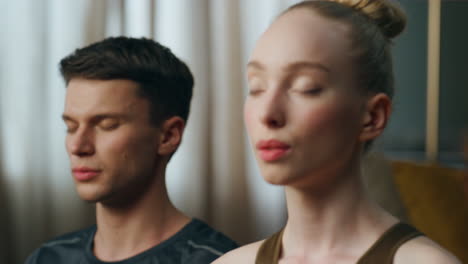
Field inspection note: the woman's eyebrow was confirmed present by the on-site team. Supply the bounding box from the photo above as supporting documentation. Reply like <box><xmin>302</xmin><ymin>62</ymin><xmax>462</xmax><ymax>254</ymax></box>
<box><xmin>246</xmin><ymin>60</ymin><xmax>330</xmax><ymax>73</ymax></box>
<box><xmin>283</xmin><ymin>61</ymin><xmax>330</xmax><ymax>73</ymax></box>
<box><xmin>246</xmin><ymin>60</ymin><xmax>265</xmax><ymax>71</ymax></box>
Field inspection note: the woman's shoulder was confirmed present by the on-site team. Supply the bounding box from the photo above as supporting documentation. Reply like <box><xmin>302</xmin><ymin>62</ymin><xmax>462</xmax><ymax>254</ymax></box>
<box><xmin>212</xmin><ymin>240</ymin><xmax>264</xmax><ymax>264</ymax></box>
<box><xmin>394</xmin><ymin>236</ymin><xmax>461</xmax><ymax>264</ymax></box>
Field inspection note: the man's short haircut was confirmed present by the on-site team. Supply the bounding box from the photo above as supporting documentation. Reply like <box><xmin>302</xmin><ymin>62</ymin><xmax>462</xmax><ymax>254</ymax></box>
<box><xmin>59</xmin><ymin>36</ymin><xmax>194</xmax><ymax>125</ymax></box>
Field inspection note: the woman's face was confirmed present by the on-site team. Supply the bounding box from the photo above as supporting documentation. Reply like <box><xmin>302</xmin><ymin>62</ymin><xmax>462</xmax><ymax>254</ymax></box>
<box><xmin>245</xmin><ymin>9</ymin><xmax>370</xmax><ymax>188</ymax></box>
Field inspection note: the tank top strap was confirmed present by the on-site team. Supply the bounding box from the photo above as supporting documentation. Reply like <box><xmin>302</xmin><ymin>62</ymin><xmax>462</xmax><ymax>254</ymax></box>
<box><xmin>357</xmin><ymin>222</ymin><xmax>423</xmax><ymax>264</ymax></box>
<box><xmin>255</xmin><ymin>228</ymin><xmax>284</xmax><ymax>264</ymax></box>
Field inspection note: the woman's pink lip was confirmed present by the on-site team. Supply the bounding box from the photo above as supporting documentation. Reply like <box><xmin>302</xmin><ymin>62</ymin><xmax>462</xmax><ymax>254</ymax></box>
<box><xmin>256</xmin><ymin>139</ymin><xmax>290</xmax><ymax>149</ymax></box>
<box><xmin>258</xmin><ymin>148</ymin><xmax>290</xmax><ymax>162</ymax></box>
<box><xmin>256</xmin><ymin>139</ymin><xmax>291</xmax><ymax>162</ymax></box>
<box><xmin>72</xmin><ymin>168</ymin><xmax>101</xmax><ymax>181</ymax></box>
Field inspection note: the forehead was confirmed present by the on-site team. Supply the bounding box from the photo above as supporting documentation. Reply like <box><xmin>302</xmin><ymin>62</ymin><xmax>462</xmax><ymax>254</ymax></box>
<box><xmin>250</xmin><ymin>9</ymin><xmax>353</xmax><ymax>71</ymax></box>
<box><xmin>64</xmin><ymin>78</ymin><xmax>147</xmax><ymax>118</ymax></box>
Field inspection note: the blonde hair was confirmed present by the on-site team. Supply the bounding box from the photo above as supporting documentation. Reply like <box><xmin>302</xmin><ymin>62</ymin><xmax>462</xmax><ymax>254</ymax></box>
<box><xmin>334</xmin><ymin>0</ymin><xmax>406</xmax><ymax>38</ymax></box>
<box><xmin>284</xmin><ymin>0</ymin><xmax>407</xmax><ymax>98</ymax></box>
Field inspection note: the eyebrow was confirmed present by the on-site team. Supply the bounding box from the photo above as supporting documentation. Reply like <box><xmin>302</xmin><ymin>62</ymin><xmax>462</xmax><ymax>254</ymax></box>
<box><xmin>61</xmin><ymin>113</ymin><xmax>126</xmax><ymax>122</ymax></box>
<box><xmin>62</xmin><ymin>114</ymin><xmax>74</xmax><ymax>122</ymax></box>
<box><xmin>247</xmin><ymin>60</ymin><xmax>330</xmax><ymax>73</ymax></box>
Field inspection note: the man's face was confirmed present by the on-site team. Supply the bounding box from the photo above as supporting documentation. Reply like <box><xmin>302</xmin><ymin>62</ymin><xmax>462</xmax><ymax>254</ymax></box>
<box><xmin>63</xmin><ymin>78</ymin><xmax>160</xmax><ymax>205</ymax></box>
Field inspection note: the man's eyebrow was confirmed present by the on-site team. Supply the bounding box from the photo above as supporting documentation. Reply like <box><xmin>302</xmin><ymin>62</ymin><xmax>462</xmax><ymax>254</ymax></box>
<box><xmin>90</xmin><ymin>114</ymin><xmax>126</xmax><ymax>121</ymax></box>
<box><xmin>61</xmin><ymin>113</ymin><xmax>127</xmax><ymax>122</ymax></box>
<box><xmin>62</xmin><ymin>114</ymin><xmax>74</xmax><ymax>121</ymax></box>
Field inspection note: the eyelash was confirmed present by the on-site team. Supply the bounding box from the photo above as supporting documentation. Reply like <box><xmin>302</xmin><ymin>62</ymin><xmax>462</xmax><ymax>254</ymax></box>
<box><xmin>100</xmin><ymin>123</ymin><xmax>119</xmax><ymax>131</ymax></box>
<box><xmin>65</xmin><ymin>123</ymin><xmax>78</xmax><ymax>134</ymax></box>
<box><xmin>304</xmin><ymin>87</ymin><xmax>323</xmax><ymax>95</ymax></box>
<box><xmin>64</xmin><ymin>122</ymin><xmax>119</xmax><ymax>134</ymax></box>
<box><xmin>248</xmin><ymin>89</ymin><xmax>264</xmax><ymax>96</ymax></box>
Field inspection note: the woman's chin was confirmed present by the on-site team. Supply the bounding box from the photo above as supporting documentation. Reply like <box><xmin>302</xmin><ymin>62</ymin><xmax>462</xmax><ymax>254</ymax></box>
<box><xmin>261</xmin><ymin>170</ymin><xmax>297</xmax><ymax>186</ymax></box>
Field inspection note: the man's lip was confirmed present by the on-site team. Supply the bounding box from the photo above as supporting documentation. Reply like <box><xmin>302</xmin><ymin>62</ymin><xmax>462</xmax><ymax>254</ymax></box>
<box><xmin>72</xmin><ymin>167</ymin><xmax>101</xmax><ymax>172</ymax></box>
<box><xmin>72</xmin><ymin>167</ymin><xmax>101</xmax><ymax>181</ymax></box>
<box><xmin>256</xmin><ymin>139</ymin><xmax>290</xmax><ymax>150</ymax></box>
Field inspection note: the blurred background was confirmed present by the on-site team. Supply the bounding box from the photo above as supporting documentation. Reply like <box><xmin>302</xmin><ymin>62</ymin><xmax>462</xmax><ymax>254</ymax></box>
<box><xmin>0</xmin><ymin>0</ymin><xmax>466</xmax><ymax>263</ymax></box>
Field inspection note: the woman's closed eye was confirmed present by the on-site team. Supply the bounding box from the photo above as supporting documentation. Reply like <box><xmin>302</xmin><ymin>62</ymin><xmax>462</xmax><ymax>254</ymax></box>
<box><xmin>290</xmin><ymin>76</ymin><xmax>324</xmax><ymax>96</ymax></box>
<box><xmin>247</xmin><ymin>77</ymin><xmax>266</xmax><ymax>96</ymax></box>
<box><xmin>291</xmin><ymin>83</ymin><xmax>324</xmax><ymax>96</ymax></box>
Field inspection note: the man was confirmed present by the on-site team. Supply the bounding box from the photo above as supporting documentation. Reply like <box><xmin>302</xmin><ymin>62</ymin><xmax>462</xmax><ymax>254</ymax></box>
<box><xmin>26</xmin><ymin>37</ymin><xmax>237</xmax><ymax>263</ymax></box>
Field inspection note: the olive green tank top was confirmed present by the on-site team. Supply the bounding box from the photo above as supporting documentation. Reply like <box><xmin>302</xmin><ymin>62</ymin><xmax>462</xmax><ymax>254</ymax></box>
<box><xmin>255</xmin><ymin>222</ymin><xmax>422</xmax><ymax>264</ymax></box>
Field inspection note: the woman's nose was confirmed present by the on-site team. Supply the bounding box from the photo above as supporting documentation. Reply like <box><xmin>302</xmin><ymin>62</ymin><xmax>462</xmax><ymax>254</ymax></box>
<box><xmin>260</xmin><ymin>91</ymin><xmax>286</xmax><ymax>129</ymax></box>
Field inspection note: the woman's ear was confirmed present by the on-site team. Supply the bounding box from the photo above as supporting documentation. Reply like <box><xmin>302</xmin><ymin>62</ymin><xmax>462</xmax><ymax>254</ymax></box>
<box><xmin>359</xmin><ymin>93</ymin><xmax>392</xmax><ymax>143</ymax></box>
<box><xmin>157</xmin><ymin>116</ymin><xmax>185</xmax><ymax>156</ymax></box>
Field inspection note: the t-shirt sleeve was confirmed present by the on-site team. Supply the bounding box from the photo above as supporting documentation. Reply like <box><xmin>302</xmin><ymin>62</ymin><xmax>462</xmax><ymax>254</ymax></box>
<box><xmin>24</xmin><ymin>248</ymin><xmax>40</xmax><ymax>264</ymax></box>
<box><xmin>180</xmin><ymin>234</ymin><xmax>238</xmax><ymax>263</ymax></box>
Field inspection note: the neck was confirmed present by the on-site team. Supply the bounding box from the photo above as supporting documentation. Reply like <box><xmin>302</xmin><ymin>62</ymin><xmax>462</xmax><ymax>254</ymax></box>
<box><xmin>282</xmin><ymin>160</ymin><xmax>397</xmax><ymax>261</ymax></box>
<box><xmin>93</xmin><ymin>166</ymin><xmax>190</xmax><ymax>262</ymax></box>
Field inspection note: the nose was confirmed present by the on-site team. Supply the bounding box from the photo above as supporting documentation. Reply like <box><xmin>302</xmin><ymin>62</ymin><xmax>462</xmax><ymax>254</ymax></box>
<box><xmin>260</xmin><ymin>90</ymin><xmax>286</xmax><ymax>129</ymax></box>
<box><xmin>66</xmin><ymin>127</ymin><xmax>95</xmax><ymax>157</ymax></box>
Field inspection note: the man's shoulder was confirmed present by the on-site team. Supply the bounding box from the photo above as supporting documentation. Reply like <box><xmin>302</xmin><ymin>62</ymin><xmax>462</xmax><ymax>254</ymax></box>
<box><xmin>43</xmin><ymin>225</ymin><xmax>96</xmax><ymax>246</ymax></box>
<box><xmin>25</xmin><ymin>225</ymin><xmax>95</xmax><ymax>264</ymax></box>
<box><xmin>173</xmin><ymin>219</ymin><xmax>238</xmax><ymax>263</ymax></box>
<box><xmin>186</xmin><ymin>219</ymin><xmax>238</xmax><ymax>249</ymax></box>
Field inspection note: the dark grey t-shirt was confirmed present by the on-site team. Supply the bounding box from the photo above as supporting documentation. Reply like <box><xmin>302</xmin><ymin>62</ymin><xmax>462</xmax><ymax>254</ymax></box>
<box><xmin>25</xmin><ymin>219</ymin><xmax>237</xmax><ymax>264</ymax></box>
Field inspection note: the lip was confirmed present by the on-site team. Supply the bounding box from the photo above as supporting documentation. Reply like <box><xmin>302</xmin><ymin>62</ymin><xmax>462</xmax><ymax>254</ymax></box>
<box><xmin>72</xmin><ymin>167</ymin><xmax>101</xmax><ymax>181</ymax></box>
<box><xmin>256</xmin><ymin>139</ymin><xmax>291</xmax><ymax>162</ymax></box>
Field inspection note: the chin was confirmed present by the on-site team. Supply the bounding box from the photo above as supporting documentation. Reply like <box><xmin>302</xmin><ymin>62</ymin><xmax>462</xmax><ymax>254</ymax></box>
<box><xmin>261</xmin><ymin>165</ymin><xmax>316</xmax><ymax>188</ymax></box>
<box><xmin>77</xmin><ymin>193</ymin><xmax>103</xmax><ymax>204</ymax></box>
<box><xmin>261</xmin><ymin>169</ymin><xmax>293</xmax><ymax>186</ymax></box>
<box><xmin>75</xmin><ymin>185</ymin><xmax>108</xmax><ymax>203</ymax></box>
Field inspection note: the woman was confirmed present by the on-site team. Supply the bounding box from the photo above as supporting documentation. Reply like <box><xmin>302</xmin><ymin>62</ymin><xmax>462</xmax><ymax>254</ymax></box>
<box><xmin>214</xmin><ymin>0</ymin><xmax>461</xmax><ymax>263</ymax></box>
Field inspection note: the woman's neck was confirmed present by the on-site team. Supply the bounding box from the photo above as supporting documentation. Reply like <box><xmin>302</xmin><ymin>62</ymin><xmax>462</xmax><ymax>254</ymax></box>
<box><xmin>281</xmin><ymin>167</ymin><xmax>397</xmax><ymax>262</ymax></box>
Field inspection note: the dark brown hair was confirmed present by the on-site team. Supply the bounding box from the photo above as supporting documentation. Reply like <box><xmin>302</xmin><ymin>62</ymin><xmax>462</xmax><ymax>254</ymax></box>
<box><xmin>60</xmin><ymin>36</ymin><xmax>194</xmax><ymax>125</ymax></box>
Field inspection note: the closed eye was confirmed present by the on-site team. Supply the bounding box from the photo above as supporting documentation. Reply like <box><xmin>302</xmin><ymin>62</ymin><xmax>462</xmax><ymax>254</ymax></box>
<box><xmin>63</xmin><ymin>120</ymin><xmax>78</xmax><ymax>134</ymax></box>
<box><xmin>248</xmin><ymin>88</ymin><xmax>264</xmax><ymax>96</ymax></box>
<box><xmin>303</xmin><ymin>87</ymin><xmax>323</xmax><ymax>95</ymax></box>
<box><xmin>99</xmin><ymin>119</ymin><xmax>120</xmax><ymax>131</ymax></box>
<box><xmin>66</xmin><ymin>126</ymin><xmax>78</xmax><ymax>134</ymax></box>
<box><xmin>247</xmin><ymin>77</ymin><xmax>266</xmax><ymax>97</ymax></box>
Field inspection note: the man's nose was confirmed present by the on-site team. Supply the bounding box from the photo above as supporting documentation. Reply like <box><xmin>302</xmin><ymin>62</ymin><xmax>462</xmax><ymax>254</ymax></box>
<box><xmin>67</xmin><ymin>128</ymin><xmax>95</xmax><ymax>156</ymax></box>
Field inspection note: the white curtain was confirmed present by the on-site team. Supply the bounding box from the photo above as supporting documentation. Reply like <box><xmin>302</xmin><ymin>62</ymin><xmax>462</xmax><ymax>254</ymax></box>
<box><xmin>0</xmin><ymin>0</ymin><xmax>304</xmax><ymax>262</ymax></box>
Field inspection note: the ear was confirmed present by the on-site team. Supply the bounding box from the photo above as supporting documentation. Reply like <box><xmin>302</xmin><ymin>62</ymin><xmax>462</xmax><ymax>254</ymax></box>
<box><xmin>157</xmin><ymin>116</ymin><xmax>186</xmax><ymax>156</ymax></box>
<box><xmin>359</xmin><ymin>93</ymin><xmax>392</xmax><ymax>143</ymax></box>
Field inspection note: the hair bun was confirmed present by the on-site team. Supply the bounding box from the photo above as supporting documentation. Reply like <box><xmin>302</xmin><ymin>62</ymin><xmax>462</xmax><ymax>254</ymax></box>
<box><xmin>334</xmin><ymin>0</ymin><xmax>407</xmax><ymax>38</ymax></box>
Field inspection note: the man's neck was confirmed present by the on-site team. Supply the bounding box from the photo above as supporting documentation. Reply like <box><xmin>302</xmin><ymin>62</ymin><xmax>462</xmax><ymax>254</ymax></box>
<box><xmin>93</xmin><ymin>174</ymin><xmax>190</xmax><ymax>262</ymax></box>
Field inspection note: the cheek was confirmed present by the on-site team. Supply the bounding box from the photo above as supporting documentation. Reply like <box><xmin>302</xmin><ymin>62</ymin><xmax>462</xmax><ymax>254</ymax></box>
<box><xmin>299</xmin><ymin>101</ymin><xmax>361</xmax><ymax>140</ymax></box>
<box><xmin>104</xmin><ymin>135</ymin><xmax>132</xmax><ymax>154</ymax></box>
<box><xmin>65</xmin><ymin>136</ymin><xmax>72</xmax><ymax>155</ymax></box>
<box><xmin>100</xmin><ymin>132</ymin><xmax>155</xmax><ymax>164</ymax></box>
<box><xmin>244</xmin><ymin>100</ymin><xmax>256</xmax><ymax>136</ymax></box>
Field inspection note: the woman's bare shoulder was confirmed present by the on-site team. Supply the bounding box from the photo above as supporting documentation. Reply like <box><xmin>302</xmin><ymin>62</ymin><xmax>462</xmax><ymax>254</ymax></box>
<box><xmin>212</xmin><ymin>240</ymin><xmax>264</xmax><ymax>264</ymax></box>
<box><xmin>394</xmin><ymin>236</ymin><xmax>461</xmax><ymax>264</ymax></box>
